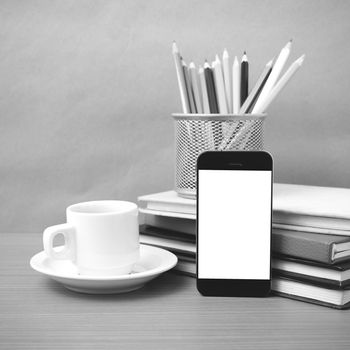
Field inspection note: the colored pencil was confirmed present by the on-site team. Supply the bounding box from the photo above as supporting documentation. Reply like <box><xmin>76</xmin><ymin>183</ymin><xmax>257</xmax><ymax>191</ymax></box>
<box><xmin>213</xmin><ymin>55</ymin><xmax>228</xmax><ymax>114</ymax></box>
<box><xmin>255</xmin><ymin>54</ymin><xmax>305</xmax><ymax>113</ymax></box>
<box><xmin>240</xmin><ymin>52</ymin><xmax>249</xmax><ymax>106</ymax></box>
<box><xmin>182</xmin><ymin>59</ymin><xmax>196</xmax><ymax>113</ymax></box>
<box><xmin>239</xmin><ymin>58</ymin><xmax>273</xmax><ymax>114</ymax></box>
<box><xmin>232</xmin><ymin>56</ymin><xmax>240</xmax><ymax>114</ymax></box>
<box><xmin>172</xmin><ymin>40</ymin><xmax>303</xmax><ymax>116</ymax></box>
<box><xmin>199</xmin><ymin>66</ymin><xmax>211</xmax><ymax>113</ymax></box>
<box><xmin>222</xmin><ymin>49</ymin><xmax>232</xmax><ymax>113</ymax></box>
<box><xmin>172</xmin><ymin>42</ymin><xmax>190</xmax><ymax>113</ymax></box>
<box><xmin>204</xmin><ymin>61</ymin><xmax>219</xmax><ymax>113</ymax></box>
<box><xmin>189</xmin><ymin>62</ymin><xmax>203</xmax><ymax>113</ymax></box>
<box><xmin>252</xmin><ymin>40</ymin><xmax>292</xmax><ymax>113</ymax></box>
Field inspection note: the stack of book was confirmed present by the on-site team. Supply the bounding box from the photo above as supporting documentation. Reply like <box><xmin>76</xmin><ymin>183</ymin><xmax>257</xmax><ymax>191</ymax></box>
<box><xmin>138</xmin><ymin>184</ymin><xmax>350</xmax><ymax>309</ymax></box>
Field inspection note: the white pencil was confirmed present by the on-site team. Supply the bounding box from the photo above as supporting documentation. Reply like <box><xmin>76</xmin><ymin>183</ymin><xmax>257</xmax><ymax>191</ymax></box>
<box><xmin>212</xmin><ymin>55</ymin><xmax>228</xmax><ymax>114</ymax></box>
<box><xmin>189</xmin><ymin>62</ymin><xmax>203</xmax><ymax>113</ymax></box>
<box><xmin>232</xmin><ymin>56</ymin><xmax>240</xmax><ymax>114</ymax></box>
<box><xmin>172</xmin><ymin>42</ymin><xmax>190</xmax><ymax>113</ymax></box>
<box><xmin>252</xmin><ymin>40</ymin><xmax>292</xmax><ymax>113</ymax></box>
<box><xmin>255</xmin><ymin>54</ymin><xmax>305</xmax><ymax>113</ymax></box>
<box><xmin>182</xmin><ymin>59</ymin><xmax>196</xmax><ymax>113</ymax></box>
<box><xmin>222</xmin><ymin>49</ymin><xmax>232</xmax><ymax>113</ymax></box>
<box><xmin>199</xmin><ymin>66</ymin><xmax>210</xmax><ymax>113</ymax></box>
<box><xmin>239</xmin><ymin>58</ymin><xmax>274</xmax><ymax>114</ymax></box>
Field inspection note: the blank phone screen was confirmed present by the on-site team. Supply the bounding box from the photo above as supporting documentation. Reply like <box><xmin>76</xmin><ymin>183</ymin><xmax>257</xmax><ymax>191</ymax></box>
<box><xmin>198</xmin><ymin>169</ymin><xmax>272</xmax><ymax>280</ymax></box>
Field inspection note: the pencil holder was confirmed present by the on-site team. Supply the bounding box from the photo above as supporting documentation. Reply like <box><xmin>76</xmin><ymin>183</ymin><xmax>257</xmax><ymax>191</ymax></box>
<box><xmin>172</xmin><ymin>113</ymin><xmax>266</xmax><ymax>199</ymax></box>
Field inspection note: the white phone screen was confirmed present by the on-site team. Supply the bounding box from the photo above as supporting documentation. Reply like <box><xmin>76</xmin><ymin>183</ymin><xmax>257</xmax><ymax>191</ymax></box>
<box><xmin>198</xmin><ymin>169</ymin><xmax>272</xmax><ymax>279</ymax></box>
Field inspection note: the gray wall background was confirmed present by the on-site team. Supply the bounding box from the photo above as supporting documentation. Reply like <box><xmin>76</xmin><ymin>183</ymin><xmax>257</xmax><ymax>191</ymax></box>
<box><xmin>1</xmin><ymin>0</ymin><xmax>350</xmax><ymax>232</ymax></box>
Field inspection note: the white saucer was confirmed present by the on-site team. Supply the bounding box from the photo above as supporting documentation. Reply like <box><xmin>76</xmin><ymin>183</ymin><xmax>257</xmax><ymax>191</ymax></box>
<box><xmin>30</xmin><ymin>244</ymin><xmax>178</xmax><ymax>294</ymax></box>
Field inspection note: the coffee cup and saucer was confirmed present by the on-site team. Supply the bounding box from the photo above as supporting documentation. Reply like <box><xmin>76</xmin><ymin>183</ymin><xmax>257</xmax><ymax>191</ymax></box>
<box><xmin>30</xmin><ymin>200</ymin><xmax>177</xmax><ymax>294</ymax></box>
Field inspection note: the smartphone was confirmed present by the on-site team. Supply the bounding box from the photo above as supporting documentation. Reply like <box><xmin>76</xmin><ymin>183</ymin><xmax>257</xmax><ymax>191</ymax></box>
<box><xmin>196</xmin><ymin>151</ymin><xmax>273</xmax><ymax>297</ymax></box>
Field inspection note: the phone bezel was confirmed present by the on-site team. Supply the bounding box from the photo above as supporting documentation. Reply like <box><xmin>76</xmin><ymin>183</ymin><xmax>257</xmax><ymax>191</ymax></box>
<box><xmin>196</xmin><ymin>151</ymin><xmax>273</xmax><ymax>297</ymax></box>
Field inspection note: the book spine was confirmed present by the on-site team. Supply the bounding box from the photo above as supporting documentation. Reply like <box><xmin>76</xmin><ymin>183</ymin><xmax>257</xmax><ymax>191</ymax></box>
<box><xmin>174</xmin><ymin>261</ymin><xmax>196</xmax><ymax>277</ymax></box>
<box><xmin>273</xmin><ymin>211</ymin><xmax>350</xmax><ymax>231</ymax></box>
<box><xmin>272</xmin><ymin>231</ymin><xmax>332</xmax><ymax>264</ymax></box>
<box><xmin>144</xmin><ymin>215</ymin><xmax>196</xmax><ymax>235</ymax></box>
<box><xmin>146</xmin><ymin>201</ymin><xmax>196</xmax><ymax>215</ymax></box>
<box><xmin>272</xmin><ymin>270</ymin><xmax>348</xmax><ymax>289</ymax></box>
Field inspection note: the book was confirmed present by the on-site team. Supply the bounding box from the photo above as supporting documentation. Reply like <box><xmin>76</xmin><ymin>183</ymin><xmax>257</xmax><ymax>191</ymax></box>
<box><xmin>273</xmin><ymin>183</ymin><xmax>350</xmax><ymax>231</ymax></box>
<box><xmin>272</xmin><ymin>229</ymin><xmax>350</xmax><ymax>264</ymax></box>
<box><xmin>139</xmin><ymin>232</ymin><xmax>196</xmax><ymax>257</ymax></box>
<box><xmin>141</xmin><ymin>211</ymin><xmax>350</xmax><ymax>239</ymax></box>
<box><xmin>141</xmin><ymin>208</ymin><xmax>350</xmax><ymax>237</ymax></box>
<box><xmin>172</xmin><ymin>258</ymin><xmax>350</xmax><ymax>309</ymax></box>
<box><xmin>140</xmin><ymin>225</ymin><xmax>195</xmax><ymax>243</ymax></box>
<box><xmin>139</xmin><ymin>225</ymin><xmax>350</xmax><ymax>289</ymax></box>
<box><xmin>142</xmin><ymin>214</ymin><xmax>196</xmax><ymax>236</ymax></box>
<box><xmin>140</xmin><ymin>224</ymin><xmax>350</xmax><ymax>265</ymax></box>
<box><xmin>139</xmin><ymin>184</ymin><xmax>350</xmax><ymax>233</ymax></box>
<box><xmin>174</xmin><ymin>259</ymin><xmax>196</xmax><ymax>277</ymax></box>
<box><xmin>140</xmin><ymin>223</ymin><xmax>350</xmax><ymax>309</ymax></box>
<box><xmin>273</xmin><ymin>223</ymin><xmax>350</xmax><ymax>236</ymax></box>
<box><xmin>138</xmin><ymin>191</ymin><xmax>196</xmax><ymax>217</ymax></box>
<box><xmin>140</xmin><ymin>208</ymin><xmax>195</xmax><ymax>220</ymax></box>
<box><xmin>272</xmin><ymin>257</ymin><xmax>350</xmax><ymax>288</ymax></box>
<box><xmin>173</xmin><ymin>257</ymin><xmax>350</xmax><ymax>291</ymax></box>
<box><xmin>173</xmin><ymin>263</ymin><xmax>350</xmax><ymax>309</ymax></box>
<box><xmin>273</xmin><ymin>213</ymin><xmax>350</xmax><ymax>232</ymax></box>
<box><xmin>272</xmin><ymin>277</ymin><xmax>350</xmax><ymax>309</ymax></box>
<box><xmin>140</xmin><ymin>213</ymin><xmax>350</xmax><ymax>238</ymax></box>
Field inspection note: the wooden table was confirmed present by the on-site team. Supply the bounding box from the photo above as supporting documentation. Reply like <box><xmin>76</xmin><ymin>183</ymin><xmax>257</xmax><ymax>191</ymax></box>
<box><xmin>1</xmin><ymin>233</ymin><xmax>350</xmax><ymax>349</ymax></box>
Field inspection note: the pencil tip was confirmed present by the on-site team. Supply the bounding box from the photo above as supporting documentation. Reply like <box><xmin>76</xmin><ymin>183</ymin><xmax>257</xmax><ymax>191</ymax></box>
<box><xmin>266</xmin><ymin>58</ymin><xmax>274</xmax><ymax>66</ymax></box>
<box><xmin>285</xmin><ymin>39</ymin><xmax>293</xmax><ymax>50</ymax></box>
<box><xmin>172</xmin><ymin>41</ymin><xmax>178</xmax><ymax>53</ymax></box>
<box><xmin>244</xmin><ymin>51</ymin><xmax>246</xmax><ymax>54</ymax></box>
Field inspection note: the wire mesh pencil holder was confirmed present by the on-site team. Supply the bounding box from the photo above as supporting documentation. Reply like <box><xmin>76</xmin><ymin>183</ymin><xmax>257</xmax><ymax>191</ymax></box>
<box><xmin>172</xmin><ymin>113</ymin><xmax>266</xmax><ymax>199</ymax></box>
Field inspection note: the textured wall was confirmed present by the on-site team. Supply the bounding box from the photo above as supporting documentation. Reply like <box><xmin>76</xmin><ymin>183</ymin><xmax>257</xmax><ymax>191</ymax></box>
<box><xmin>1</xmin><ymin>0</ymin><xmax>350</xmax><ymax>232</ymax></box>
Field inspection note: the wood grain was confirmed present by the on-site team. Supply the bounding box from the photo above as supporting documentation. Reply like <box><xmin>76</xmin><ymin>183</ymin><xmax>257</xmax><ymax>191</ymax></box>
<box><xmin>1</xmin><ymin>233</ymin><xmax>350</xmax><ymax>349</ymax></box>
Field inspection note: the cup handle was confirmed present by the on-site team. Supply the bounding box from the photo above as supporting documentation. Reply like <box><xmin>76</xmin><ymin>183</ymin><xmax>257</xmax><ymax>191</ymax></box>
<box><xmin>43</xmin><ymin>224</ymin><xmax>76</xmax><ymax>260</ymax></box>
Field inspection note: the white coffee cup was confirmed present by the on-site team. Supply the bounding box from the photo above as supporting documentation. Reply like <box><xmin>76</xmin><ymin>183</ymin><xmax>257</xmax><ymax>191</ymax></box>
<box><xmin>43</xmin><ymin>200</ymin><xmax>139</xmax><ymax>276</ymax></box>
